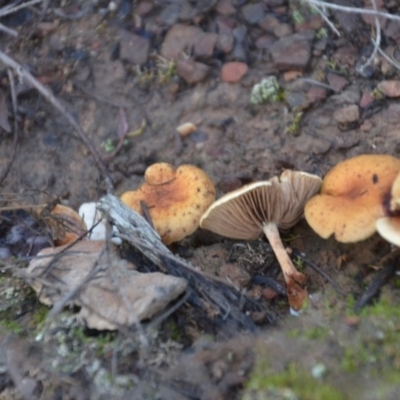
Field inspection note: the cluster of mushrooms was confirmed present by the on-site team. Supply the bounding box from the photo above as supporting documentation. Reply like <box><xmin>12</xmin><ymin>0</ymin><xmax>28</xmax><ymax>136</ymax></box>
<box><xmin>46</xmin><ymin>154</ymin><xmax>400</xmax><ymax>312</ymax></box>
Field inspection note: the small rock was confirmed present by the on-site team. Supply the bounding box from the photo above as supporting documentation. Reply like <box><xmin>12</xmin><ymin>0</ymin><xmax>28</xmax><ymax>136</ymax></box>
<box><xmin>161</xmin><ymin>24</ymin><xmax>217</xmax><ymax>60</ymax></box>
<box><xmin>220</xmin><ymin>61</ymin><xmax>248</xmax><ymax>83</ymax></box>
<box><xmin>218</xmin><ymin>263</ymin><xmax>251</xmax><ymax>288</ymax></box>
<box><xmin>332</xmin><ymin>43</ymin><xmax>357</xmax><ymax>67</ymax></box>
<box><xmin>377</xmin><ymin>80</ymin><xmax>400</xmax><ymax>97</ymax></box>
<box><xmin>258</xmin><ymin>14</ymin><xmax>280</xmax><ymax>33</ymax></box>
<box><xmin>255</xmin><ymin>34</ymin><xmax>274</xmax><ymax>49</ymax></box>
<box><xmin>327</xmin><ymin>73</ymin><xmax>347</xmax><ymax>92</ymax></box>
<box><xmin>385</xmin><ymin>20</ymin><xmax>400</xmax><ymax>43</ymax></box>
<box><xmin>262</xmin><ymin>287</ymin><xmax>279</xmax><ymax>300</ymax></box>
<box><xmin>232</xmin><ymin>25</ymin><xmax>249</xmax><ymax>61</ymax></box>
<box><xmin>359</xmin><ymin>91</ymin><xmax>374</xmax><ymax>109</ymax></box>
<box><xmin>333</xmin><ymin>104</ymin><xmax>360</xmax><ymax>124</ymax></box>
<box><xmin>136</xmin><ymin>0</ymin><xmax>154</xmax><ymax>16</ymax></box>
<box><xmin>381</xmin><ymin>103</ymin><xmax>400</xmax><ymax>123</ymax></box>
<box><xmin>195</xmin><ymin>32</ymin><xmax>218</xmax><ymax>58</ymax></box>
<box><xmin>342</xmin><ymin>315</ymin><xmax>361</xmax><ymax>327</ymax></box>
<box><xmin>177</xmin><ymin>122</ymin><xmax>197</xmax><ymax>137</ymax></box>
<box><xmin>306</xmin><ymin>87</ymin><xmax>328</xmax><ymax>104</ymax></box>
<box><xmin>216</xmin><ymin>15</ymin><xmax>236</xmax><ymax>34</ymax></box>
<box><xmin>177</xmin><ymin>59</ymin><xmax>210</xmax><ymax>84</ymax></box>
<box><xmin>216</xmin><ymin>0</ymin><xmax>236</xmax><ymax>15</ymax></box>
<box><xmin>217</xmin><ymin>33</ymin><xmax>234</xmax><ymax>53</ymax></box>
<box><xmin>119</xmin><ymin>31</ymin><xmax>150</xmax><ymax>65</ymax></box>
<box><xmin>270</xmin><ymin>31</ymin><xmax>314</xmax><ymax>70</ymax></box>
<box><xmin>274</xmin><ymin>23</ymin><xmax>293</xmax><ymax>38</ymax></box>
<box><xmin>26</xmin><ymin>241</ymin><xmax>187</xmax><ymax>330</ymax></box>
<box><xmin>241</xmin><ymin>2</ymin><xmax>265</xmax><ymax>24</ymax></box>
<box><xmin>283</xmin><ymin>70</ymin><xmax>302</xmax><ymax>81</ymax></box>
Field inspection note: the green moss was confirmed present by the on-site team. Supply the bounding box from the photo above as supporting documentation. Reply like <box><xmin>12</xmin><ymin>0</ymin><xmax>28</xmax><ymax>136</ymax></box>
<box><xmin>341</xmin><ymin>297</ymin><xmax>400</xmax><ymax>374</ymax></box>
<box><xmin>0</xmin><ymin>315</ymin><xmax>25</xmax><ymax>335</ymax></box>
<box><xmin>286</xmin><ymin>111</ymin><xmax>303</xmax><ymax>136</ymax></box>
<box><xmin>245</xmin><ymin>360</ymin><xmax>345</xmax><ymax>400</ymax></box>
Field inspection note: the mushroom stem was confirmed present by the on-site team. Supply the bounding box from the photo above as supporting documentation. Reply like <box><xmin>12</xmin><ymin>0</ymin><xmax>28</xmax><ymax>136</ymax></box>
<box><xmin>262</xmin><ymin>222</ymin><xmax>308</xmax><ymax>310</ymax></box>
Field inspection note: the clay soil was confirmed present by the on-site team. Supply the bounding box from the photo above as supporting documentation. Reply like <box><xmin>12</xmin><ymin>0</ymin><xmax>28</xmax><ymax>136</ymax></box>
<box><xmin>1</xmin><ymin>1</ymin><xmax>400</xmax><ymax>399</ymax></box>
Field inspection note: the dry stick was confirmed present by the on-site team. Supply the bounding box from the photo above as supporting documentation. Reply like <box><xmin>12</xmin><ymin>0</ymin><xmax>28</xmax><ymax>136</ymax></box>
<box><xmin>97</xmin><ymin>195</ymin><xmax>260</xmax><ymax>333</ymax></box>
<box><xmin>304</xmin><ymin>0</ymin><xmax>400</xmax><ymax>22</ymax></box>
<box><xmin>0</xmin><ymin>69</ymin><xmax>19</xmax><ymax>186</ymax></box>
<box><xmin>312</xmin><ymin>3</ymin><xmax>341</xmax><ymax>37</ymax></box>
<box><xmin>357</xmin><ymin>0</ymin><xmax>381</xmax><ymax>76</ymax></box>
<box><xmin>0</xmin><ymin>23</ymin><xmax>17</xmax><ymax>37</ymax></box>
<box><xmin>0</xmin><ymin>0</ymin><xmax>42</xmax><ymax>18</ymax></box>
<box><xmin>354</xmin><ymin>248</ymin><xmax>400</xmax><ymax>313</ymax></box>
<box><xmin>0</xmin><ymin>50</ymin><xmax>114</xmax><ymax>194</ymax></box>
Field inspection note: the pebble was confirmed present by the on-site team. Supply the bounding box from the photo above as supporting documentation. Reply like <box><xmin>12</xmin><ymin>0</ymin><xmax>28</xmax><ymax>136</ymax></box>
<box><xmin>177</xmin><ymin>59</ymin><xmax>210</xmax><ymax>84</ymax></box>
<box><xmin>255</xmin><ymin>34</ymin><xmax>275</xmax><ymax>49</ymax></box>
<box><xmin>217</xmin><ymin>32</ymin><xmax>234</xmax><ymax>53</ymax></box>
<box><xmin>161</xmin><ymin>24</ymin><xmax>217</xmax><ymax>60</ymax></box>
<box><xmin>333</xmin><ymin>104</ymin><xmax>360</xmax><ymax>124</ymax></box>
<box><xmin>216</xmin><ymin>0</ymin><xmax>236</xmax><ymax>15</ymax></box>
<box><xmin>377</xmin><ymin>80</ymin><xmax>400</xmax><ymax>97</ymax></box>
<box><xmin>359</xmin><ymin>91</ymin><xmax>374</xmax><ymax>108</ymax></box>
<box><xmin>306</xmin><ymin>87</ymin><xmax>328</xmax><ymax>104</ymax></box>
<box><xmin>176</xmin><ymin>122</ymin><xmax>197</xmax><ymax>137</ymax></box>
<box><xmin>119</xmin><ymin>30</ymin><xmax>150</xmax><ymax>65</ymax></box>
<box><xmin>241</xmin><ymin>3</ymin><xmax>265</xmax><ymax>24</ymax></box>
<box><xmin>270</xmin><ymin>31</ymin><xmax>314</xmax><ymax>70</ymax></box>
<box><xmin>327</xmin><ymin>73</ymin><xmax>347</xmax><ymax>92</ymax></box>
<box><xmin>220</xmin><ymin>61</ymin><xmax>248</xmax><ymax>83</ymax></box>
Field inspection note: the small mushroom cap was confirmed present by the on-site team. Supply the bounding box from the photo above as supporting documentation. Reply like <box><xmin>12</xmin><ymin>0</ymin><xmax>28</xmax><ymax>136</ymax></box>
<box><xmin>305</xmin><ymin>154</ymin><xmax>400</xmax><ymax>242</ymax></box>
<box><xmin>376</xmin><ymin>217</ymin><xmax>400</xmax><ymax>247</ymax></box>
<box><xmin>121</xmin><ymin>163</ymin><xmax>215</xmax><ymax>245</ymax></box>
<box><xmin>200</xmin><ymin>170</ymin><xmax>322</xmax><ymax>239</ymax></box>
<box><xmin>46</xmin><ymin>204</ymin><xmax>87</xmax><ymax>246</ymax></box>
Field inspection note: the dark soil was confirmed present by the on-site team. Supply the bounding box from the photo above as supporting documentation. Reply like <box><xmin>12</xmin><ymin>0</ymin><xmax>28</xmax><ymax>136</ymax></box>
<box><xmin>1</xmin><ymin>0</ymin><xmax>400</xmax><ymax>399</ymax></box>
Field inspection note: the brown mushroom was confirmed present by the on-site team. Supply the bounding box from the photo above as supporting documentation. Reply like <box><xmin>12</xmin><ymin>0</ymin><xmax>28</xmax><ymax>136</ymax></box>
<box><xmin>121</xmin><ymin>163</ymin><xmax>215</xmax><ymax>245</ymax></box>
<box><xmin>42</xmin><ymin>204</ymin><xmax>87</xmax><ymax>246</ymax></box>
<box><xmin>200</xmin><ymin>170</ymin><xmax>322</xmax><ymax>310</ymax></box>
<box><xmin>390</xmin><ymin>172</ymin><xmax>400</xmax><ymax>212</ymax></box>
<box><xmin>305</xmin><ymin>154</ymin><xmax>400</xmax><ymax>242</ymax></box>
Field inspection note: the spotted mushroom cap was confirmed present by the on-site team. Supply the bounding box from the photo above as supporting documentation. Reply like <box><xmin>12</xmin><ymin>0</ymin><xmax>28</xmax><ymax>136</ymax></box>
<box><xmin>121</xmin><ymin>163</ymin><xmax>215</xmax><ymax>245</ymax></box>
<box><xmin>305</xmin><ymin>154</ymin><xmax>400</xmax><ymax>243</ymax></box>
<box><xmin>200</xmin><ymin>170</ymin><xmax>322</xmax><ymax>239</ymax></box>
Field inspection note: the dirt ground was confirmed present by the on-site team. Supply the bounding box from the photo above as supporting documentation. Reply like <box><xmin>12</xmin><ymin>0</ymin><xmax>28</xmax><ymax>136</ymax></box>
<box><xmin>1</xmin><ymin>0</ymin><xmax>400</xmax><ymax>399</ymax></box>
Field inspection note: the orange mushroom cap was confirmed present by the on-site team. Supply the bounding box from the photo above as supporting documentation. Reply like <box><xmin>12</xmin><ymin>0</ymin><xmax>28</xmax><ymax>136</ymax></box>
<box><xmin>121</xmin><ymin>163</ymin><xmax>215</xmax><ymax>244</ymax></box>
<box><xmin>305</xmin><ymin>154</ymin><xmax>400</xmax><ymax>242</ymax></box>
<box><xmin>43</xmin><ymin>204</ymin><xmax>87</xmax><ymax>246</ymax></box>
<box><xmin>390</xmin><ymin>172</ymin><xmax>400</xmax><ymax>212</ymax></box>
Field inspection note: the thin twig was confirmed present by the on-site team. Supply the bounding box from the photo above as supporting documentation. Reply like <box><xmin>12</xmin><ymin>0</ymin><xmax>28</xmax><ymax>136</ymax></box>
<box><xmin>312</xmin><ymin>4</ymin><xmax>341</xmax><ymax>37</ymax></box>
<box><xmin>0</xmin><ymin>69</ymin><xmax>19</xmax><ymax>186</ymax></box>
<box><xmin>0</xmin><ymin>23</ymin><xmax>18</xmax><ymax>37</ymax></box>
<box><xmin>357</xmin><ymin>0</ymin><xmax>381</xmax><ymax>76</ymax></box>
<box><xmin>376</xmin><ymin>43</ymin><xmax>400</xmax><ymax>71</ymax></box>
<box><xmin>354</xmin><ymin>249</ymin><xmax>400</xmax><ymax>313</ymax></box>
<box><xmin>0</xmin><ymin>0</ymin><xmax>42</xmax><ymax>18</ymax></box>
<box><xmin>0</xmin><ymin>50</ymin><xmax>114</xmax><ymax>194</ymax></box>
<box><xmin>304</xmin><ymin>0</ymin><xmax>400</xmax><ymax>22</ymax></box>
